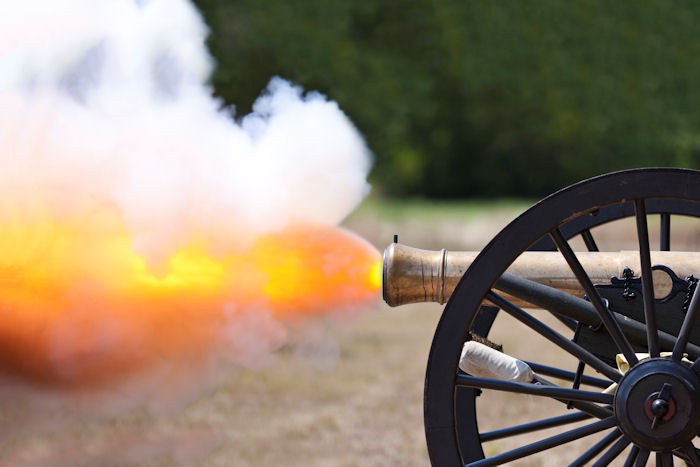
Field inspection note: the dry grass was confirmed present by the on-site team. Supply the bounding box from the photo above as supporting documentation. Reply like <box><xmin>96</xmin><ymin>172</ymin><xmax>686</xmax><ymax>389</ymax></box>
<box><xmin>199</xmin><ymin>303</ymin><xmax>442</xmax><ymax>466</ymax></box>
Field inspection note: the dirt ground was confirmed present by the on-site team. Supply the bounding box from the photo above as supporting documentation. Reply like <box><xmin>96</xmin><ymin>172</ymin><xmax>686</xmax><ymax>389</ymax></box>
<box><xmin>2</xmin><ymin>199</ymin><xmax>698</xmax><ymax>466</ymax></box>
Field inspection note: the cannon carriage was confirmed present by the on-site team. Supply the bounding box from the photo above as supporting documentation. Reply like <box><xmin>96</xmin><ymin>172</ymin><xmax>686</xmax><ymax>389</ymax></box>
<box><xmin>382</xmin><ymin>168</ymin><xmax>700</xmax><ymax>465</ymax></box>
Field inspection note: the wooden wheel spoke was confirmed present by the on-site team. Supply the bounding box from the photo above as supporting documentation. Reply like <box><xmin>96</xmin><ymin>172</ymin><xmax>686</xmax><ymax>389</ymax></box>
<box><xmin>581</xmin><ymin>228</ymin><xmax>599</xmax><ymax>252</ymax></box>
<box><xmin>455</xmin><ymin>374</ymin><xmax>613</xmax><ymax>404</ymax></box>
<box><xmin>635</xmin><ymin>448</ymin><xmax>651</xmax><ymax>466</ymax></box>
<box><xmin>591</xmin><ymin>435</ymin><xmax>631</xmax><ymax>466</ymax></box>
<box><xmin>634</xmin><ymin>199</ymin><xmax>661</xmax><ymax>357</ymax></box>
<box><xmin>550</xmin><ymin>228</ymin><xmax>639</xmax><ymax>365</ymax></box>
<box><xmin>524</xmin><ymin>361</ymin><xmax>611</xmax><ymax>389</ymax></box>
<box><xmin>465</xmin><ymin>417</ymin><xmax>618</xmax><ymax>467</ymax></box>
<box><xmin>624</xmin><ymin>445</ymin><xmax>640</xmax><ymax>467</ymax></box>
<box><xmin>487</xmin><ymin>290</ymin><xmax>621</xmax><ymax>382</ymax></box>
<box><xmin>568</xmin><ymin>428</ymin><xmax>621</xmax><ymax>466</ymax></box>
<box><xmin>691</xmin><ymin>358</ymin><xmax>700</xmax><ymax>374</ymax></box>
<box><xmin>479</xmin><ymin>411</ymin><xmax>592</xmax><ymax>443</ymax></box>
<box><xmin>656</xmin><ymin>451</ymin><xmax>673</xmax><ymax>466</ymax></box>
<box><xmin>660</xmin><ymin>212</ymin><xmax>671</xmax><ymax>251</ymax></box>
<box><xmin>679</xmin><ymin>443</ymin><xmax>700</xmax><ymax>465</ymax></box>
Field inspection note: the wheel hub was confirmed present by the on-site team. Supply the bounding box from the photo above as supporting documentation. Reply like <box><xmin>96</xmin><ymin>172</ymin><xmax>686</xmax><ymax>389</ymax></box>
<box><xmin>614</xmin><ymin>358</ymin><xmax>699</xmax><ymax>451</ymax></box>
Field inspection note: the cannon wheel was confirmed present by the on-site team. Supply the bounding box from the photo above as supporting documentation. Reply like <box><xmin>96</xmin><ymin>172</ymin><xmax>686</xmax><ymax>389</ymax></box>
<box><xmin>425</xmin><ymin>168</ymin><xmax>700</xmax><ymax>465</ymax></box>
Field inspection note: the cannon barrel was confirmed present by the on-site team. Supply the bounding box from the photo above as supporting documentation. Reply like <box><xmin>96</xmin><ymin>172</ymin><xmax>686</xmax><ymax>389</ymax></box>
<box><xmin>383</xmin><ymin>242</ymin><xmax>700</xmax><ymax>307</ymax></box>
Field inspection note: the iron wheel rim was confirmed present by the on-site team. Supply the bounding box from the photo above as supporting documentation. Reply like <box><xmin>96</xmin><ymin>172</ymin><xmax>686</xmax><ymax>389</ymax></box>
<box><xmin>424</xmin><ymin>168</ymin><xmax>700</xmax><ymax>465</ymax></box>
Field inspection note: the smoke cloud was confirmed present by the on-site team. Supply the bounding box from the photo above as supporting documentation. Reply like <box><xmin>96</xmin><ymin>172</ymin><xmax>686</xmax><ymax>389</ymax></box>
<box><xmin>0</xmin><ymin>0</ymin><xmax>371</xmax><ymax>261</ymax></box>
<box><xmin>0</xmin><ymin>0</ymin><xmax>377</xmax><ymax>463</ymax></box>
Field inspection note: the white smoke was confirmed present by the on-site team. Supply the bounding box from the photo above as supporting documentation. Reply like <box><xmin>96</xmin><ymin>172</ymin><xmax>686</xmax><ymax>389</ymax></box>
<box><xmin>0</xmin><ymin>0</ymin><xmax>371</xmax><ymax>262</ymax></box>
<box><xmin>0</xmin><ymin>0</ymin><xmax>374</xmax><ymax>464</ymax></box>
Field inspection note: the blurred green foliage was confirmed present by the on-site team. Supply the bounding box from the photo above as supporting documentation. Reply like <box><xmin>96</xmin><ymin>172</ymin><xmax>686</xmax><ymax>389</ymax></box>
<box><xmin>194</xmin><ymin>0</ymin><xmax>700</xmax><ymax>197</ymax></box>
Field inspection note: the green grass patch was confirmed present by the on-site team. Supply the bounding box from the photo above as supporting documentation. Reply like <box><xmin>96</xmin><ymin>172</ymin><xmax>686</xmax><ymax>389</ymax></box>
<box><xmin>347</xmin><ymin>196</ymin><xmax>533</xmax><ymax>223</ymax></box>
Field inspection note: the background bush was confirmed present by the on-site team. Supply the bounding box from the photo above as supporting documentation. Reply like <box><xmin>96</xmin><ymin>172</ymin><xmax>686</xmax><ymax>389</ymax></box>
<box><xmin>194</xmin><ymin>0</ymin><xmax>700</xmax><ymax>197</ymax></box>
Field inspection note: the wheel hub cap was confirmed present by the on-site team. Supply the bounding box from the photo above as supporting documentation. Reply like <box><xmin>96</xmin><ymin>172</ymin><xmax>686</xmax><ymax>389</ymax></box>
<box><xmin>614</xmin><ymin>358</ymin><xmax>699</xmax><ymax>451</ymax></box>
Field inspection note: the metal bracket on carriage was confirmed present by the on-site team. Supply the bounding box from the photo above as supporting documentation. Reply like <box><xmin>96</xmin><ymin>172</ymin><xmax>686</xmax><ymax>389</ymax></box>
<box><xmin>597</xmin><ymin>264</ymin><xmax>692</xmax><ymax>304</ymax></box>
<box><xmin>578</xmin><ymin>266</ymin><xmax>700</xmax><ymax>366</ymax></box>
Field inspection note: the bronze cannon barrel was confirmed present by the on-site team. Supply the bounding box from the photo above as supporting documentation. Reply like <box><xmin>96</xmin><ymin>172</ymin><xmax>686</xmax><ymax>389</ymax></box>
<box><xmin>382</xmin><ymin>242</ymin><xmax>700</xmax><ymax>307</ymax></box>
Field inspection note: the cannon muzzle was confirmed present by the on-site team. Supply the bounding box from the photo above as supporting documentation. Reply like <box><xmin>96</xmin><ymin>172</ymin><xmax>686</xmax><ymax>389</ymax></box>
<box><xmin>383</xmin><ymin>242</ymin><xmax>700</xmax><ymax>307</ymax></box>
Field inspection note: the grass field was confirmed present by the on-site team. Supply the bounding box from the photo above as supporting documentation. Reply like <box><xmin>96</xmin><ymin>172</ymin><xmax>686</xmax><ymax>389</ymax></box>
<box><xmin>2</xmin><ymin>197</ymin><xmax>698</xmax><ymax>466</ymax></box>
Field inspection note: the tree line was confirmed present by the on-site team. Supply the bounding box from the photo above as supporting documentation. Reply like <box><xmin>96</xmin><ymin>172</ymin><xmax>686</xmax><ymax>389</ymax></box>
<box><xmin>194</xmin><ymin>0</ymin><xmax>700</xmax><ymax>197</ymax></box>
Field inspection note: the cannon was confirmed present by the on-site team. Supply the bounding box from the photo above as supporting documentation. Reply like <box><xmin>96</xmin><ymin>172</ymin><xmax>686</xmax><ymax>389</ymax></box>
<box><xmin>382</xmin><ymin>168</ymin><xmax>700</xmax><ymax>466</ymax></box>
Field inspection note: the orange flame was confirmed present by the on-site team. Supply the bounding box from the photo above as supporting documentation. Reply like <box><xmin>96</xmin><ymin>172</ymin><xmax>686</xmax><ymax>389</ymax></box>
<box><xmin>0</xmin><ymin>209</ymin><xmax>381</xmax><ymax>388</ymax></box>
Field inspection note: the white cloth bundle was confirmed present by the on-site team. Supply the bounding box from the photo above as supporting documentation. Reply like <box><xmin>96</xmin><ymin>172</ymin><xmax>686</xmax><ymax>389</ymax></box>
<box><xmin>460</xmin><ymin>341</ymin><xmax>534</xmax><ymax>383</ymax></box>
